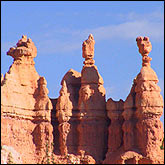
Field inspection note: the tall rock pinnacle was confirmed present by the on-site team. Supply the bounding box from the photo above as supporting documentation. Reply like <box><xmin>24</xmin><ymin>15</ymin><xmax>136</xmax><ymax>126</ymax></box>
<box><xmin>135</xmin><ymin>36</ymin><xmax>164</xmax><ymax>162</ymax></box>
<box><xmin>1</xmin><ymin>35</ymin><xmax>54</xmax><ymax>164</ymax></box>
<box><xmin>78</xmin><ymin>34</ymin><xmax>108</xmax><ymax>163</ymax></box>
<box><xmin>103</xmin><ymin>36</ymin><xmax>164</xmax><ymax>164</ymax></box>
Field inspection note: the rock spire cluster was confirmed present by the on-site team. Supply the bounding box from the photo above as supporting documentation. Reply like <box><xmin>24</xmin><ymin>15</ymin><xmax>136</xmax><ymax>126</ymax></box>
<box><xmin>1</xmin><ymin>35</ymin><xmax>164</xmax><ymax>164</ymax></box>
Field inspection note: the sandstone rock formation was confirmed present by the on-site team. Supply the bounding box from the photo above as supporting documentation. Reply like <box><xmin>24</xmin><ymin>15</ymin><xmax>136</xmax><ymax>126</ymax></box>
<box><xmin>103</xmin><ymin>36</ymin><xmax>164</xmax><ymax>164</ymax></box>
<box><xmin>56</xmin><ymin>80</ymin><xmax>72</xmax><ymax>155</ymax></box>
<box><xmin>135</xmin><ymin>36</ymin><xmax>164</xmax><ymax>163</ymax></box>
<box><xmin>77</xmin><ymin>34</ymin><xmax>108</xmax><ymax>163</ymax></box>
<box><xmin>1</xmin><ymin>35</ymin><xmax>52</xmax><ymax>121</ymax></box>
<box><xmin>1</xmin><ymin>34</ymin><xmax>164</xmax><ymax>164</ymax></box>
<box><xmin>56</xmin><ymin>69</ymin><xmax>81</xmax><ymax>155</ymax></box>
<box><xmin>106</xmin><ymin>98</ymin><xmax>124</xmax><ymax>153</ymax></box>
<box><xmin>1</xmin><ymin>35</ymin><xmax>53</xmax><ymax>164</ymax></box>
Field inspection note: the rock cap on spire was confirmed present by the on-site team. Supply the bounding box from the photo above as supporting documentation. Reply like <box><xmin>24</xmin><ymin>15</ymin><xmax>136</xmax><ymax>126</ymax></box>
<box><xmin>7</xmin><ymin>35</ymin><xmax>37</xmax><ymax>60</ymax></box>
<box><xmin>136</xmin><ymin>36</ymin><xmax>152</xmax><ymax>67</ymax></box>
<box><xmin>82</xmin><ymin>34</ymin><xmax>95</xmax><ymax>66</ymax></box>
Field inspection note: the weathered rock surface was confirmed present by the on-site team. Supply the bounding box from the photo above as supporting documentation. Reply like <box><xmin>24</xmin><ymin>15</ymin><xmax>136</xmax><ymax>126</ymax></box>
<box><xmin>1</xmin><ymin>117</ymin><xmax>38</xmax><ymax>163</ymax></box>
<box><xmin>1</xmin><ymin>35</ymin><xmax>53</xmax><ymax>164</ymax></box>
<box><xmin>106</xmin><ymin>98</ymin><xmax>124</xmax><ymax>153</ymax></box>
<box><xmin>103</xmin><ymin>36</ymin><xmax>164</xmax><ymax>164</ymax></box>
<box><xmin>1</xmin><ymin>35</ymin><xmax>52</xmax><ymax>121</ymax></box>
<box><xmin>1</xmin><ymin>35</ymin><xmax>164</xmax><ymax>164</ymax></box>
<box><xmin>134</xmin><ymin>36</ymin><xmax>164</xmax><ymax>163</ymax></box>
<box><xmin>56</xmin><ymin>69</ymin><xmax>81</xmax><ymax>155</ymax></box>
<box><xmin>77</xmin><ymin>34</ymin><xmax>108</xmax><ymax>163</ymax></box>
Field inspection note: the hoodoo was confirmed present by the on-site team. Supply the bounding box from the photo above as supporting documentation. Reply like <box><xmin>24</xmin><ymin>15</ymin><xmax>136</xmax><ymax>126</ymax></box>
<box><xmin>103</xmin><ymin>36</ymin><xmax>164</xmax><ymax>164</ymax></box>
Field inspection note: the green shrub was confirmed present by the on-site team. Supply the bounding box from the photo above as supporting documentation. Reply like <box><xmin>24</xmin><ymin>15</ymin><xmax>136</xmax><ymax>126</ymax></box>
<box><xmin>160</xmin><ymin>137</ymin><xmax>164</xmax><ymax>150</ymax></box>
<box><xmin>7</xmin><ymin>152</ymin><xmax>14</xmax><ymax>164</ymax></box>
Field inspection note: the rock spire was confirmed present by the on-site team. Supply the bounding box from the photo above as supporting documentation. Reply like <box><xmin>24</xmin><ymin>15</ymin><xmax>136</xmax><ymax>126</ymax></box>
<box><xmin>78</xmin><ymin>34</ymin><xmax>108</xmax><ymax>163</ymax></box>
<box><xmin>1</xmin><ymin>35</ymin><xmax>53</xmax><ymax>164</ymax></box>
<box><xmin>103</xmin><ymin>36</ymin><xmax>164</xmax><ymax>164</ymax></box>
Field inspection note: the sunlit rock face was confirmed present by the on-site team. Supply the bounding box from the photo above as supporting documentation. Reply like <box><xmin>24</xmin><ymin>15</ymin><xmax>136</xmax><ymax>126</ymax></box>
<box><xmin>56</xmin><ymin>69</ymin><xmax>81</xmax><ymax>155</ymax></box>
<box><xmin>103</xmin><ymin>36</ymin><xmax>164</xmax><ymax>164</ymax></box>
<box><xmin>77</xmin><ymin>34</ymin><xmax>108</xmax><ymax>164</ymax></box>
<box><xmin>1</xmin><ymin>35</ymin><xmax>53</xmax><ymax>164</ymax></box>
<box><xmin>1</xmin><ymin>35</ymin><xmax>164</xmax><ymax>164</ymax></box>
<box><xmin>1</xmin><ymin>35</ymin><xmax>52</xmax><ymax>121</ymax></box>
<box><xmin>134</xmin><ymin>36</ymin><xmax>164</xmax><ymax>163</ymax></box>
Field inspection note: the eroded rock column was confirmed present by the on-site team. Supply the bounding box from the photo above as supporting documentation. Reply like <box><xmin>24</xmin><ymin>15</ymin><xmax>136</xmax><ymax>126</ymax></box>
<box><xmin>56</xmin><ymin>80</ymin><xmax>72</xmax><ymax>155</ymax></box>
<box><xmin>77</xmin><ymin>34</ymin><xmax>108</xmax><ymax>163</ymax></box>
<box><xmin>135</xmin><ymin>36</ymin><xmax>164</xmax><ymax>163</ymax></box>
<box><xmin>103</xmin><ymin>36</ymin><xmax>164</xmax><ymax>164</ymax></box>
<box><xmin>56</xmin><ymin>69</ymin><xmax>81</xmax><ymax>155</ymax></box>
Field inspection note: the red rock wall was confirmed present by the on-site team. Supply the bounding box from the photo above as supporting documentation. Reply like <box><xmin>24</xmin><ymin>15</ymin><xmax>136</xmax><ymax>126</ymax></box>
<box><xmin>1</xmin><ymin>117</ymin><xmax>37</xmax><ymax>163</ymax></box>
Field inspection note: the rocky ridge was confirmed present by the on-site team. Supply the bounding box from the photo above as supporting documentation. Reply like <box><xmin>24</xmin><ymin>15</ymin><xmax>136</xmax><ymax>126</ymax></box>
<box><xmin>1</xmin><ymin>35</ymin><xmax>164</xmax><ymax>164</ymax></box>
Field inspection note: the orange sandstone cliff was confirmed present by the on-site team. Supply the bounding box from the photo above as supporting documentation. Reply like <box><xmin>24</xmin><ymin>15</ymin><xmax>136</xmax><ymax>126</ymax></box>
<box><xmin>1</xmin><ymin>35</ymin><xmax>164</xmax><ymax>164</ymax></box>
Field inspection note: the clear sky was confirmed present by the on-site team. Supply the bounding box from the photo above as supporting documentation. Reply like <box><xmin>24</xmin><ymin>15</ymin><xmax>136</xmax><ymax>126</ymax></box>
<box><xmin>1</xmin><ymin>1</ymin><xmax>164</xmax><ymax>123</ymax></box>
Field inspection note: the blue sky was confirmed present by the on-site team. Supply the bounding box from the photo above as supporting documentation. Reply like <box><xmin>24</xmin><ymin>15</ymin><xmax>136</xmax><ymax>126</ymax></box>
<box><xmin>1</xmin><ymin>1</ymin><xmax>164</xmax><ymax>123</ymax></box>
